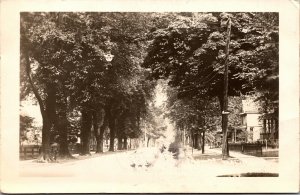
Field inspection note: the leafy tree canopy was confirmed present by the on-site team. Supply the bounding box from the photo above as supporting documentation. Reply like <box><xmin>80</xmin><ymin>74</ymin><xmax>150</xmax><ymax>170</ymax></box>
<box><xmin>143</xmin><ymin>12</ymin><xmax>278</xmax><ymax>109</ymax></box>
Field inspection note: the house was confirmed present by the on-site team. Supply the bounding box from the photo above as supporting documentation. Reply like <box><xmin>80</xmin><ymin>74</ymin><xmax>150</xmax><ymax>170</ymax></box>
<box><xmin>211</xmin><ymin>95</ymin><xmax>278</xmax><ymax>146</ymax></box>
<box><xmin>237</xmin><ymin>95</ymin><xmax>278</xmax><ymax>145</ymax></box>
<box><xmin>239</xmin><ymin>97</ymin><xmax>263</xmax><ymax>142</ymax></box>
<box><xmin>260</xmin><ymin>101</ymin><xmax>279</xmax><ymax>145</ymax></box>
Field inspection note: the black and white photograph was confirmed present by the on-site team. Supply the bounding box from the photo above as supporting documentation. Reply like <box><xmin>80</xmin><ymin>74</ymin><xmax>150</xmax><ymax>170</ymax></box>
<box><xmin>1</xmin><ymin>0</ymin><xmax>299</xmax><ymax>193</ymax></box>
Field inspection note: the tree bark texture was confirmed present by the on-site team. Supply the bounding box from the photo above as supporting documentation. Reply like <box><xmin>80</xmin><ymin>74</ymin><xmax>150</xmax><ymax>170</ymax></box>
<box><xmin>23</xmin><ymin>50</ymin><xmax>55</xmax><ymax>162</ymax></box>
<box><xmin>80</xmin><ymin>108</ymin><xmax>92</xmax><ymax>155</ymax></box>
<box><xmin>123</xmin><ymin>137</ymin><xmax>128</xmax><ymax>150</ymax></box>
<box><xmin>92</xmin><ymin>108</ymin><xmax>106</xmax><ymax>153</ymax></box>
<box><xmin>199</xmin><ymin>133</ymin><xmax>203</xmax><ymax>151</ymax></box>
<box><xmin>201</xmin><ymin>131</ymin><xmax>205</xmax><ymax>154</ymax></box>
<box><xmin>116</xmin><ymin>111</ymin><xmax>127</xmax><ymax>150</ymax></box>
<box><xmin>117</xmin><ymin>137</ymin><xmax>123</xmax><ymax>150</ymax></box>
<box><xmin>147</xmin><ymin>137</ymin><xmax>150</xmax><ymax>147</ymax></box>
<box><xmin>57</xmin><ymin>112</ymin><xmax>72</xmax><ymax>158</ymax></box>
<box><xmin>97</xmin><ymin>115</ymin><xmax>107</xmax><ymax>153</ymax></box>
<box><xmin>41</xmin><ymin>115</ymin><xmax>51</xmax><ymax>161</ymax></box>
<box><xmin>106</xmin><ymin>106</ymin><xmax>116</xmax><ymax>152</ymax></box>
<box><xmin>191</xmin><ymin>131</ymin><xmax>195</xmax><ymax>148</ymax></box>
<box><xmin>194</xmin><ymin>133</ymin><xmax>200</xmax><ymax>149</ymax></box>
<box><xmin>40</xmin><ymin>84</ymin><xmax>57</xmax><ymax>161</ymax></box>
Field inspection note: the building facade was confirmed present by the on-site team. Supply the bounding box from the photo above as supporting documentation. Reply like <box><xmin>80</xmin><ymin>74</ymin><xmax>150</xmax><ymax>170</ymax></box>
<box><xmin>237</xmin><ymin>96</ymin><xmax>278</xmax><ymax>145</ymax></box>
<box><xmin>239</xmin><ymin>98</ymin><xmax>263</xmax><ymax>142</ymax></box>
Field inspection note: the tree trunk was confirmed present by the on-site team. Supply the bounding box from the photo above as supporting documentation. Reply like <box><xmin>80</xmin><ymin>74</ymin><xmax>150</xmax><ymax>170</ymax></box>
<box><xmin>96</xmin><ymin>136</ymin><xmax>104</xmax><ymax>153</ymax></box>
<box><xmin>147</xmin><ymin>137</ymin><xmax>150</xmax><ymax>147</ymax></box>
<box><xmin>96</xmin><ymin>116</ymin><xmax>107</xmax><ymax>153</ymax></box>
<box><xmin>80</xmin><ymin>108</ymin><xmax>92</xmax><ymax>155</ymax></box>
<box><xmin>109</xmin><ymin>116</ymin><xmax>116</xmax><ymax>152</ymax></box>
<box><xmin>104</xmin><ymin>103</ymin><xmax>117</xmax><ymax>152</ymax></box>
<box><xmin>123</xmin><ymin>137</ymin><xmax>128</xmax><ymax>150</ymax></box>
<box><xmin>57</xmin><ymin>111</ymin><xmax>73</xmax><ymax>158</ymax></box>
<box><xmin>194</xmin><ymin>133</ymin><xmax>200</xmax><ymax>149</ymax></box>
<box><xmin>202</xmin><ymin>131</ymin><xmax>205</xmax><ymax>154</ymax></box>
<box><xmin>54</xmin><ymin>95</ymin><xmax>72</xmax><ymax>158</ymax></box>
<box><xmin>57</xmin><ymin>114</ymin><xmax>69</xmax><ymax>157</ymax></box>
<box><xmin>40</xmin><ymin>116</ymin><xmax>51</xmax><ymax>161</ymax></box>
<box><xmin>199</xmin><ymin>133</ymin><xmax>202</xmax><ymax>151</ymax></box>
<box><xmin>115</xmin><ymin>111</ymin><xmax>127</xmax><ymax>151</ymax></box>
<box><xmin>117</xmin><ymin>137</ymin><xmax>123</xmax><ymax>150</ymax></box>
<box><xmin>39</xmin><ymin>84</ymin><xmax>56</xmax><ymax>162</ymax></box>
<box><xmin>92</xmin><ymin>108</ymin><xmax>106</xmax><ymax>153</ymax></box>
<box><xmin>189</xmin><ymin>131</ymin><xmax>193</xmax><ymax>147</ymax></box>
<box><xmin>23</xmin><ymin>51</ymin><xmax>54</xmax><ymax>162</ymax></box>
<box><xmin>191</xmin><ymin>131</ymin><xmax>194</xmax><ymax>148</ymax></box>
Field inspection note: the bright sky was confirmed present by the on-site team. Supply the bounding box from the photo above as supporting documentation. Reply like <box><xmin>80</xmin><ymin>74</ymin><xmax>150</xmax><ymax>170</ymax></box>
<box><xmin>20</xmin><ymin>100</ymin><xmax>43</xmax><ymax>127</ymax></box>
<box><xmin>153</xmin><ymin>81</ymin><xmax>175</xmax><ymax>145</ymax></box>
<box><xmin>154</xmin><ymin>83</ymin><xmax>167</xmax><ymax>107</ymax></box>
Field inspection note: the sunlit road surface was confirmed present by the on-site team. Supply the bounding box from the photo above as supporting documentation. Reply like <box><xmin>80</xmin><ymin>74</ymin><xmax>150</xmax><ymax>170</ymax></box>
<box><xmin>20</xmin><ymin>146</ymin><xmax>278</xmax><ymax>179</ymax></box>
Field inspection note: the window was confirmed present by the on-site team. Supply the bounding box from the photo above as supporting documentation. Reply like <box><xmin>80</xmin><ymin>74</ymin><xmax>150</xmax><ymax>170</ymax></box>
<box><xmin>242</xmin><ymin>116</ymin><xmax>247</xmax><ymax>125</ymax></box>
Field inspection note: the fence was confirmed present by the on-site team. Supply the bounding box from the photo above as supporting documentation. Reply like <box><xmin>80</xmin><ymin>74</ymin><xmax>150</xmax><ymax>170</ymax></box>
<box><xmin>258</xmin><ymin>139</ymin><xmax>279</xmax><ymax>149</ymax></box>
<box><xmin>20</xmin><ymin>145</ymin><xmax>41</xmax><ymax>160</ymax></box>
<box><xmin>229</xmin><ymin>143</ymin><xmax>263</xmax><ymax>156</ymax></box>
<box><xmin>20</xmin><ymin>138</ymin><xmax>141</xmax><ymax>160</ymax></box>
<box><xmin>20</xmin><ymin>145</ymin><xmax>59</xmax><ymax>160</ymax></box>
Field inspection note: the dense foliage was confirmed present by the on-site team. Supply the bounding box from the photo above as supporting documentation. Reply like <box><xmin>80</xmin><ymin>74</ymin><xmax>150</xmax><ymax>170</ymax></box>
<box><xmin>20</xmin><ymin>12</ymin><xmax>279</xmax><ymax>161</ymax></box>
<box><xmin>145</xmin><ymin>13</ymin><xmax>278</xmax><ymax>97</ymax></box>
<box><xmin>20</xmin><ymin>12</ymin><xmax>157</xmax><ymax>161</ymax></box>
<box><xmin>143</xmin><ymin>12</ymin><xmax>278</xmax><ymax>155</ymax></box>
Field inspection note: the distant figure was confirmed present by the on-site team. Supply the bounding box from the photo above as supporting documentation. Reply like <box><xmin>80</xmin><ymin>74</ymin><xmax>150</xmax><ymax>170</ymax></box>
<box><xmin>130</xmin><ymin>163</ymin><xmax>136</xmax><ymax>168</ymax></box>
<box><xmin>160</xmin><ymin>144</ymin><xmax>166</xmax><ymax>153</ymax></box>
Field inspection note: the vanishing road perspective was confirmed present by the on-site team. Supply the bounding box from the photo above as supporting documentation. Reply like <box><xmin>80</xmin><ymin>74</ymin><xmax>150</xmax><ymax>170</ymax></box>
<box><xmin>19</xmin><ymin>12</ymin><xmax>279</xmax><ymax>190</ymax></box>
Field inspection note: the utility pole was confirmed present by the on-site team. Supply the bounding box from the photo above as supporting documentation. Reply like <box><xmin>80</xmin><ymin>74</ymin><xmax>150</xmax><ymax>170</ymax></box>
<box><xmin>222</xmin><ymin>17</ymin><xmax>231</xmax><ymax>159</ymax></box>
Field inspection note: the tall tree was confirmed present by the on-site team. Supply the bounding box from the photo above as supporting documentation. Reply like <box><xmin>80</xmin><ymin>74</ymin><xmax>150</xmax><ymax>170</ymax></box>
<box><xmin>143</xmin><ymin>12</ymin><xmax>278</xmax><ymax>158</ymax></box>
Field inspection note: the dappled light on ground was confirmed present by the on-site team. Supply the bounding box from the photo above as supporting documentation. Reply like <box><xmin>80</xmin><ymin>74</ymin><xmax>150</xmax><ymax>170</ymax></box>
<box><xmin>20</xmin><ymin>146</ymin><xmax>278</xmax><ymax>180</ymax></box>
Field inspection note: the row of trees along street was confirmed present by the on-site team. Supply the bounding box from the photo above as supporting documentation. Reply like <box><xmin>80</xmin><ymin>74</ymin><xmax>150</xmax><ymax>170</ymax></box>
<box><xmin>20</xmin><ymin>12</ymin><xmax>278</xmax><ymax>162</ymax></box>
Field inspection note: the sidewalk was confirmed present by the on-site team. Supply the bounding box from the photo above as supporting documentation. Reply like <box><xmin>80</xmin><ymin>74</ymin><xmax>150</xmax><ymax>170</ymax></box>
<box><xmin>19</xmin><ymin>149</ymin><xmax>137</xmax><ymax>177</ymax></box>
<box><xmin>183</xmin><ymin>146</ymin><xmax>279</xmax><ymax>176</ymax></box>
<box><xmin>20</xmin><ymin>148</ymin><xmax>136</xmax><ymax>165</ymax></box>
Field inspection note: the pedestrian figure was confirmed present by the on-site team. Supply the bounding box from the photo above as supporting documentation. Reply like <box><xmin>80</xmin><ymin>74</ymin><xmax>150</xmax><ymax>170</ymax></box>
<box><xmin>160</xmin><ymin>144</ymin><xmax>166</xmax><ymax>153</ymax></box>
